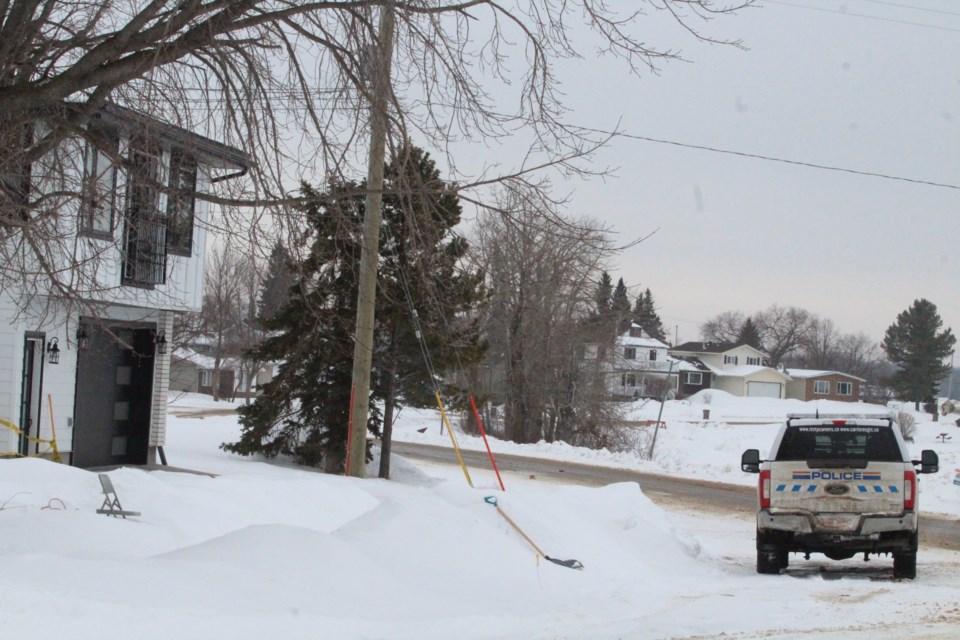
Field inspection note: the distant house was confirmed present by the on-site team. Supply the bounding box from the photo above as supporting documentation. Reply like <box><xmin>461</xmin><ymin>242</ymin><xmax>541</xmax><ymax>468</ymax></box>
<box><xmin>170</xmin><ymin>347</ymin><xmax>272</xmax><ymax>399</ymax></box>
<box><xmin>784</xmin><ymin>369</ymin><xmax>865</xmax><ymax>402</ymax></box>
<box><xmin>585</xmin><ymin>324</ymin><xmax>679</xmax><ymax>399</ymax></box>
<box><xmin>673</xmin><ymin>357</ymin><xmax>713</xmax><ymax>398</ymax></box>
<box><xmin>669</xmin><ymin>341</ymin><xmax>790</xmax><ymax>399</ymax></box>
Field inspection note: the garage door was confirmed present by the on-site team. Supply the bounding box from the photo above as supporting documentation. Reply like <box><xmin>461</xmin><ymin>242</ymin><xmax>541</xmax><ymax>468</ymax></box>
<box><xmin>747</xmin><ymin>381</ymin><xmax>782</xmax><ymax>398</ymax></box>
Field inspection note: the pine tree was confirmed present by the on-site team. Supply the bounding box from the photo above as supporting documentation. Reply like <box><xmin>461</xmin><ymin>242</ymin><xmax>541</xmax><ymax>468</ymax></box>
<box><xmin>595</xmin><ymin>271</ymin><xmax>613</xmax><ymax>317</ymax></box>
<box><xmin>256</xmin><ymin>240</ymin><xmax>296</xmax><ymax>323</ymax></box>
<box><xmin>224</xmin><ymin>180</ymin><xmax>377</xmax><ymax>471</ymax></box>
<box><xmin>634</xmin><ymin>288</ymin><xmax>666</xmax><ymax>342</ymax></box>
<box><xmin>737</xmin><ymin>316</ymin><xmax>763</xmax><ymax>351</ymax></box>
<box><xmin>882</xmin><ymin>299</ymin><xmax>956</xmax><ymax>410</ymax></box>
<box><xmin>223</xmin><ymin>146</ymin><xmax>486</xmax><ymax>474</ymax></box>
<box><xmin>375</xmin><ymin>145</ymin><xmax>486</xmax><ymax>478</ymax></box>
<box><xmin>611</xmin><ymin>278</ymin><xmax>631</xmax><ymax>335</ymax></box>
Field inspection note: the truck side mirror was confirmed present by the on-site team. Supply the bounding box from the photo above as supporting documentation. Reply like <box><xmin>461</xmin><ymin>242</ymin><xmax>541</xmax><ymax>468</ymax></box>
<box><xmin>914</xmin><ymin>449</ymin><xmax>939</xmax><ymax>474</ymax></box>
<box><xmin>741</xmin><ymin>449</ymin><xmax>761</xmax><ymax>473</ymax></box>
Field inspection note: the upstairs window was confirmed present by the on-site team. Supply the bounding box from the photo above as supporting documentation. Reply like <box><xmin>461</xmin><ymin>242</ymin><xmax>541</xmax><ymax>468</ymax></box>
<box><xmin>649</xmin><ymin>349</ymin><xmax>657</xmax><ymax>361</ymax></box>
<box><xmin>624</xmin><ymin>347</ymin><xmax>636</xmax><ymax>360</ymax></box>
<box><xmin>166</xmin><ymin>150</ymin><xmax>197</xmax><ymax>255</ymax></box>
<box><xmin>122</xmin><ymin>138</ymin><xmax>167</xmax><ymax>288</ymax></box>
<box><xmin>629</xmin><ymin>326</ymin><xmax>642</xmax><ymax>338</ymax></box>
<box><xmin>724</xmin><ymin>355</ymin><xmax>739</xmax><ymax>365</ymax></box>
<box><xmin>80</xmin><ymin>134</ymin><xmax>119</xmax><ymax>237</ymax></box>
<box><xmin>746</xmin><ymin>356</ymin><xmax>761</xmax><ymax>366</ymax></box>
<box><xmin>814</xmin><ymin>380</ymin><xmax>830</xmax><ymax>395</ymax></box>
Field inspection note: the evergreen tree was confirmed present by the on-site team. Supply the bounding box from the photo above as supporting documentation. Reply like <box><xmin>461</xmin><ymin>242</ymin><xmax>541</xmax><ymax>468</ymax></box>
<box><xmin>595</xmin><ymin>271</ymin><xmax>613</xmax><ymax>317</ymax></box>
<box><xmin>224</xmin><ymin>180</ymin><xmax>375</xmax><ymax>471</ymax></box>
<box><xmin>882</xmin><ymin>299</ymin><xmax>956</xmax><ymax>410</ymax></box>
<box><xmin>224</xmin><ymin>146</ymin><xmax>485</xmax><ymax>474</ymax></box>
<box><xmin>611</xmin><ymin>278</ymin><xmax>632</xmax><ymax>335</ymax></box>
<box><xmin>375</xmin><ymin>145</ymin><xmax>486</xmax><ymax>478</ymax></box>
<box><xmin>256</xmin><ymin>240</ymin><xmax>296</xmax><ymax>323</ymax></box>
<box><xmin>737</xmin><ymin>316</ymin><xmax>763</xmax><ymax>351</ymax></box>
<box><xmin>634</xmin><ymin>288</ymin><xmax>667</xmax><ymax>342</ymax></box>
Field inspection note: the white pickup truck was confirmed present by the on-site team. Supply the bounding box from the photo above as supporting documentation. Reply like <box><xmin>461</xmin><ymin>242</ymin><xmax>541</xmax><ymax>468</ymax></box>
<box><xmin>741</xmin><ymin>416</ymin><xmax>939</xmax><ymax>579</ymax></box>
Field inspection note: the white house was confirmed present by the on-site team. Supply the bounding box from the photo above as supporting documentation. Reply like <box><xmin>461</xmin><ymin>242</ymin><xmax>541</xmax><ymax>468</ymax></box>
<box><xmin>0</xmin><ymin>104</ymin><xmax>247</xmax><ymax>467</ymax></box>
<box><xmin>669</xmin><ymin>341</ymin><xmax>791</xmax><ymax>399</ymax></box>
<box><xmin>585</xmin><ymin>324</ymin><xmax>679</xmax><ymax>399</ymax></box>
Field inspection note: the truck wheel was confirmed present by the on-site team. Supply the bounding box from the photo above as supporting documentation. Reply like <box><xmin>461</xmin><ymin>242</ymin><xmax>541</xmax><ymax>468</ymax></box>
<box><xmin>893</xmin><ymin>552</ymin><xmax>916</xmax><ymax>580</ymax></box>
<box><xmin>757</xmin><ymin>549</ymin><xmax>782</xmax><ymax>574</ymax></box>
<box><xmin>777</xmin><ymin>549</ymin><xmax>789</xmax><ymax>570</ymax></box>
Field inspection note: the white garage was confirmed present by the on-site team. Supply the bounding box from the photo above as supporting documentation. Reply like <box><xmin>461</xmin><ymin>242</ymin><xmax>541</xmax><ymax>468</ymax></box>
<box><xmin>747</xmin><ymin>381</ymin><xmax>783</xmax><ymax>398</ymax></box>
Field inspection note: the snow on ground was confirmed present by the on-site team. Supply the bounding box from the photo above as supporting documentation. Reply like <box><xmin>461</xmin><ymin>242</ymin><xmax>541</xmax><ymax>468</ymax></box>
<box><xmin>0</xmin><ymin>392</ymin><xmax>957</xmax><ymax>639</ymax></box>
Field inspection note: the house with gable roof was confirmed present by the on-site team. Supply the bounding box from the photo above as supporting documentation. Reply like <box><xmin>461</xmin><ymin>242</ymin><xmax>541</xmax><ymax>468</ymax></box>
<box><xmin>669</xmin><ymin>341</ymin><xmax>791</xmax><ymax>399</ymax></box>
<box><xmin>784</xmin><ymin>368</ymin><xmax>865</xmax><ymax>402</ymax></box>
<box><xmin>584</xmin><ymin>324</ymin><xmax>679</xmax><ymax>399</ymax></box>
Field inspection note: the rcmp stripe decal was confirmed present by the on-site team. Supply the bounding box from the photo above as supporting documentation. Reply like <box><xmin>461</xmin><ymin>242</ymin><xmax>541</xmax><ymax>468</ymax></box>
<box><xmin>776</xmin><ymin>484</ymin><xmax>897</xmax><ymax>493</ymax></box>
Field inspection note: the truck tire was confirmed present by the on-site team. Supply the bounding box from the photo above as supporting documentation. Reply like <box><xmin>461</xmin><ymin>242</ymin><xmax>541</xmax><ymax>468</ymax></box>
<box><xmin>757</xmin><ymin>548</ymin><xmax>782</xmax><ymax>574</ymax></box>
<box><xmin>893</xmin><ymin>552</ymin><xmax>916</xmax><ymax>580</ymax></box>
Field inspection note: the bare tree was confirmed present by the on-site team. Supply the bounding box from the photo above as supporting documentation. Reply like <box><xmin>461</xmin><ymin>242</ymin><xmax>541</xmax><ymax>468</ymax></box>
<box><xmin>201</xmin><ymin>240</ymin><xmax>260</xmax><ymax>401</ymax></box>
<box><xmin>754</xmin><ymin>304</ymin><xmax>814</xmax><ymax>367</ymax></box>
<box><xmin>1</xmin><ymin>0</ymin><xmax>751</xmax><ymax>322</ymax></box>
<box><xmin>700</xmin><ymin>310</ymin><xmax>746</xmax><ymax>343</ymax></box>
<box><xmin>471</xmin><ymin>187</ymin><xmax>620</xmax><ymax>445</ymax></box>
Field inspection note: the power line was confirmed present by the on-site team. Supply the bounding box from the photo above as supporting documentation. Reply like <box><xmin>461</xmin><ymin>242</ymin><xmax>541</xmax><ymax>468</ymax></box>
<box><xmin>856</xmin><ymin>0</ymin><xmax>960</xmax><ymax>17</ymax></box>
<box><xmin>574</xmin><ymin>127</ymin><xmax>960</xmax><ymax>191</ymax></box>
<box><xmin>763</xmin><ymin>0</ymin><xmax>960</xmax><ymax>32</ymax></box>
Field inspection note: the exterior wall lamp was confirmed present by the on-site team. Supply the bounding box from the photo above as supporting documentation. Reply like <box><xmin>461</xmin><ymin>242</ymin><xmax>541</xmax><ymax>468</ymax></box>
<box><xmin>47</xmin><ymin>337</ymin><xmax>61</xmax><ymax>365</ymax></box>
<box><xmin>155</xmin><ymin>330</ymin><xmax>167</xmax><ymax>355</ymax></box>
<box><xmin>76</xmin><ymin>324</ymin><xmax>90</xmax><ymax>351</ymax></box>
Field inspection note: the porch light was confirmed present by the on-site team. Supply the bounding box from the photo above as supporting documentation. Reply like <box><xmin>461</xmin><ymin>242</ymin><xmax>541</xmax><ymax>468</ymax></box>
<box><xmin>76</xmin><ymin>324</ymin><xmax>90</xmax><ymax>351</ymax></box>
<box><xmin>155</xmin><ymin>330</ymin><xmax>167</xmax><ymax>355</ymax></box>
<box><xmin>47</xmin><ymin>338</ymin><xmax>61</xmax><ymax>365</ymax></box>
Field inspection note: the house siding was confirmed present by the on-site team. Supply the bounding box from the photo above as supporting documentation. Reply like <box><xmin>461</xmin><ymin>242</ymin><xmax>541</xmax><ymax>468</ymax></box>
<box><xmin>786</xmin><ymin>373</ymin><xmax>861</xmax><ymax>402</ymax></box>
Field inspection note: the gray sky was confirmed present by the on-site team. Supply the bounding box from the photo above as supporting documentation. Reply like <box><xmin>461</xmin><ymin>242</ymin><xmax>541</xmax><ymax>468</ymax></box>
<box><xmin>531</xmin><ymin>0</ymin><xmax>959</xmax><ymax>345</ymax></box>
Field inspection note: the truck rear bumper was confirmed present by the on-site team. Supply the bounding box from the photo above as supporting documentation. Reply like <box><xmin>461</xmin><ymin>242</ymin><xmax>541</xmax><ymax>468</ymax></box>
<box><xmin>758</xmin><ymin>510</ymin><xmax>916</xmax><ymax>535</ymax></box>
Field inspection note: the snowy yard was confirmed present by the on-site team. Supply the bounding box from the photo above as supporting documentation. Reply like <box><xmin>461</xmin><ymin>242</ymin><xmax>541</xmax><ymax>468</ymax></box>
<box><xmin>0</xmin><ymin>392</ymin><xmax>958</xmax><ymax>639</ymax></box>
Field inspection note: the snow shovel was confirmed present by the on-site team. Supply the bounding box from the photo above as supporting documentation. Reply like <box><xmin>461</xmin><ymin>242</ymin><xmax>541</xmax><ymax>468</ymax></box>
<box><xmin>484</xmin><ymin>496</ymin><xmax>584</xmax><ymax>570</ymax></box>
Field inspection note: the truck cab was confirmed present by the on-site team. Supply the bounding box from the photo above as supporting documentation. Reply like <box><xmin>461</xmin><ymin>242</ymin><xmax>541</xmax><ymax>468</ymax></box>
<box><xmin>742</xmin><ymin>415</ymin><xmax>938</xmax><ymax>579</ymax></box>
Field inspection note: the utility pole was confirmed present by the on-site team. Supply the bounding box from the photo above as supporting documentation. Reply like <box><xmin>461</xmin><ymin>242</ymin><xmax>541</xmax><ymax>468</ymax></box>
<box><xmin>347</xmin><ymin>5</ymin><xmax>396</xmax><ymax>478</ymax></box>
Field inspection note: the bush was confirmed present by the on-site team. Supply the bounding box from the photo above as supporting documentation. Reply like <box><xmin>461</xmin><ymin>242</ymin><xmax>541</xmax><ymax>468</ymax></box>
<box><xmin>896</xmin><ymin>411</ymin><xmax>917</xmax><ymax>441</ymax></box>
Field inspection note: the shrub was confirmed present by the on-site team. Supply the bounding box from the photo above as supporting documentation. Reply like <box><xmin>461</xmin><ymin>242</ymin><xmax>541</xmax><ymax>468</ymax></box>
<box><xmin>896</xmin><ymin>411</ymin><xmax>917</xmax><ymax>441</ymax></box>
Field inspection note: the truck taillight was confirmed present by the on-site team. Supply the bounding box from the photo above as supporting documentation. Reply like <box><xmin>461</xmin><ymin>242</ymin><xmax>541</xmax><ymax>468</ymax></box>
<box><xmin>759</xmin><ymin>469</ymin><xmax>771</xmax><ymax>508</ymax></box>
<box><xmin>903</xmin><ymin>470</ymin><xmax>917</xmax><ymax>510</ymax></box>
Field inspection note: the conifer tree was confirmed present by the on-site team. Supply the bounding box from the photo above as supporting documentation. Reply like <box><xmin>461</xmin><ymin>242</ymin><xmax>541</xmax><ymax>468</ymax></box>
<box><xmin>223</xmin><ymin>146</ymin><xmax>485</xmax><ymax>474</ymax></box>
<box><xmin>595</xmin><ymin>272</ymin><xmax>613</xmax><ymax>318</ymax></box>
<box><xmin>737</xmin><ymin>316</ymin><xmax>763</xmax><ymax>351</ymax></box>
<box><xmin>611</xmin><ymin>278</ymin><xmax>632</xmax><ymax>335</ymax></box>
<box><xmin>882</xmin><ymin>299</ymin><xmax>956</xmax><ymax>410</ymax></box>
<box><xmin>634</xmin><ymin>288</ymin><xmax>667</xmax><ymax>342</ymax></box>
<box><xmin>257</xmin><ymin>241</ymin><xmax>296</xmax><ymax>323</ymax></box>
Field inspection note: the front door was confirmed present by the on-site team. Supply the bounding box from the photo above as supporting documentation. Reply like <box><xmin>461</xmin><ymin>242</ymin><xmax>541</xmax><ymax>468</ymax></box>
<box><xmin>73</xmin><ymin>323</ymin><xmax>155</xmax><ymax>467</ymax></box>
<box><xmin>18</xmin><ymin>333</ymin><xmax>45</xmax><ymax>456</ymax></box>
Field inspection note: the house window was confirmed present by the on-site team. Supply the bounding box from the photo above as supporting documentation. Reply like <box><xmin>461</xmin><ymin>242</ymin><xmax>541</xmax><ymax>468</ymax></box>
<box><xmin>583</xmin><ymin>344</ymin><xmax>598</xmax><ymax>360</ymax></box>
<box><xmin>199</xmin><ymin>370</ymin><xmax>212</xmax><ymax>387</ymax></box>
<box><xmin>837</xmin><ymin>381</ymin><xmax>853</xmax><ymax>396</ymax></box>
<box><xmin>724</xmin><ymin>355</ymin><xmax>739</xmax><ymax>365</ymax></box>
<box><xmin>629</xmin><ymin>326</ymin><xmax>642</xmax><ymax>338</ymax></box>
<box><xmin>746</xmin><ymin>356</ymin><xmax>761</xmax><ymax>366</ymax></box>
<box><xmin>621</xmin><ymin>373</ymin><xmax>636</xmax><ymax>387</ymax></box>
<box><xmin>80</xmin><ymin>135</ymin><xmax>119</xmax><ymax>236</ymax></box>
<box><xmin>814</xmin><ymin>380</ymin><xmax>830</xmax><ymax>395</ymax></box>
<box><xmin>122</xmin><ymin>138</ymin><xmax>167</xmax><ymax>288</ymax></box>
<box><xmin>166</xmin><ymin>150</ymin><xmax>197</xmax><ymax>255</ymax></box>
<box><xmin>649</xmin><ymin>350</ymin><xmax>657</xmax><ymax>361</ymax></box>
<box><xmin>686</xmin><ymin>372</ymin><xmax>703</xmax><ymax>385</ymax></box>
<box><xmin>624</xmin><ymin>347</ymin><xmax>636</xmax><ymax>360</ymax></box>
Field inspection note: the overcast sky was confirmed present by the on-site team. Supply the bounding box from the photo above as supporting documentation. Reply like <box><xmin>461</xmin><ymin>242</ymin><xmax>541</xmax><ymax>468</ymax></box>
<box><xmin>501</xmin><ymin>0</ymin><xmax>960</xmax><ymax>346</ymax></box>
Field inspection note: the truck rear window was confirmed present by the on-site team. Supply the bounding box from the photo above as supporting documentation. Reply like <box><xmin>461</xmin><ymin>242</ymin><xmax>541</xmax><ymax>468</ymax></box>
<box><xmin>775</xmin><ymin>425</ymin><xmax>902</xmax><ymax>463</ymax></box>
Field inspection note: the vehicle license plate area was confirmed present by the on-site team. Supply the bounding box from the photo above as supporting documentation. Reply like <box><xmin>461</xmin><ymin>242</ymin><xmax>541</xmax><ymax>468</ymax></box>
<box><xmin>815</xmin><ymin>513</ymin><xmax>860</xmax><ymax>531</ymax></box>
